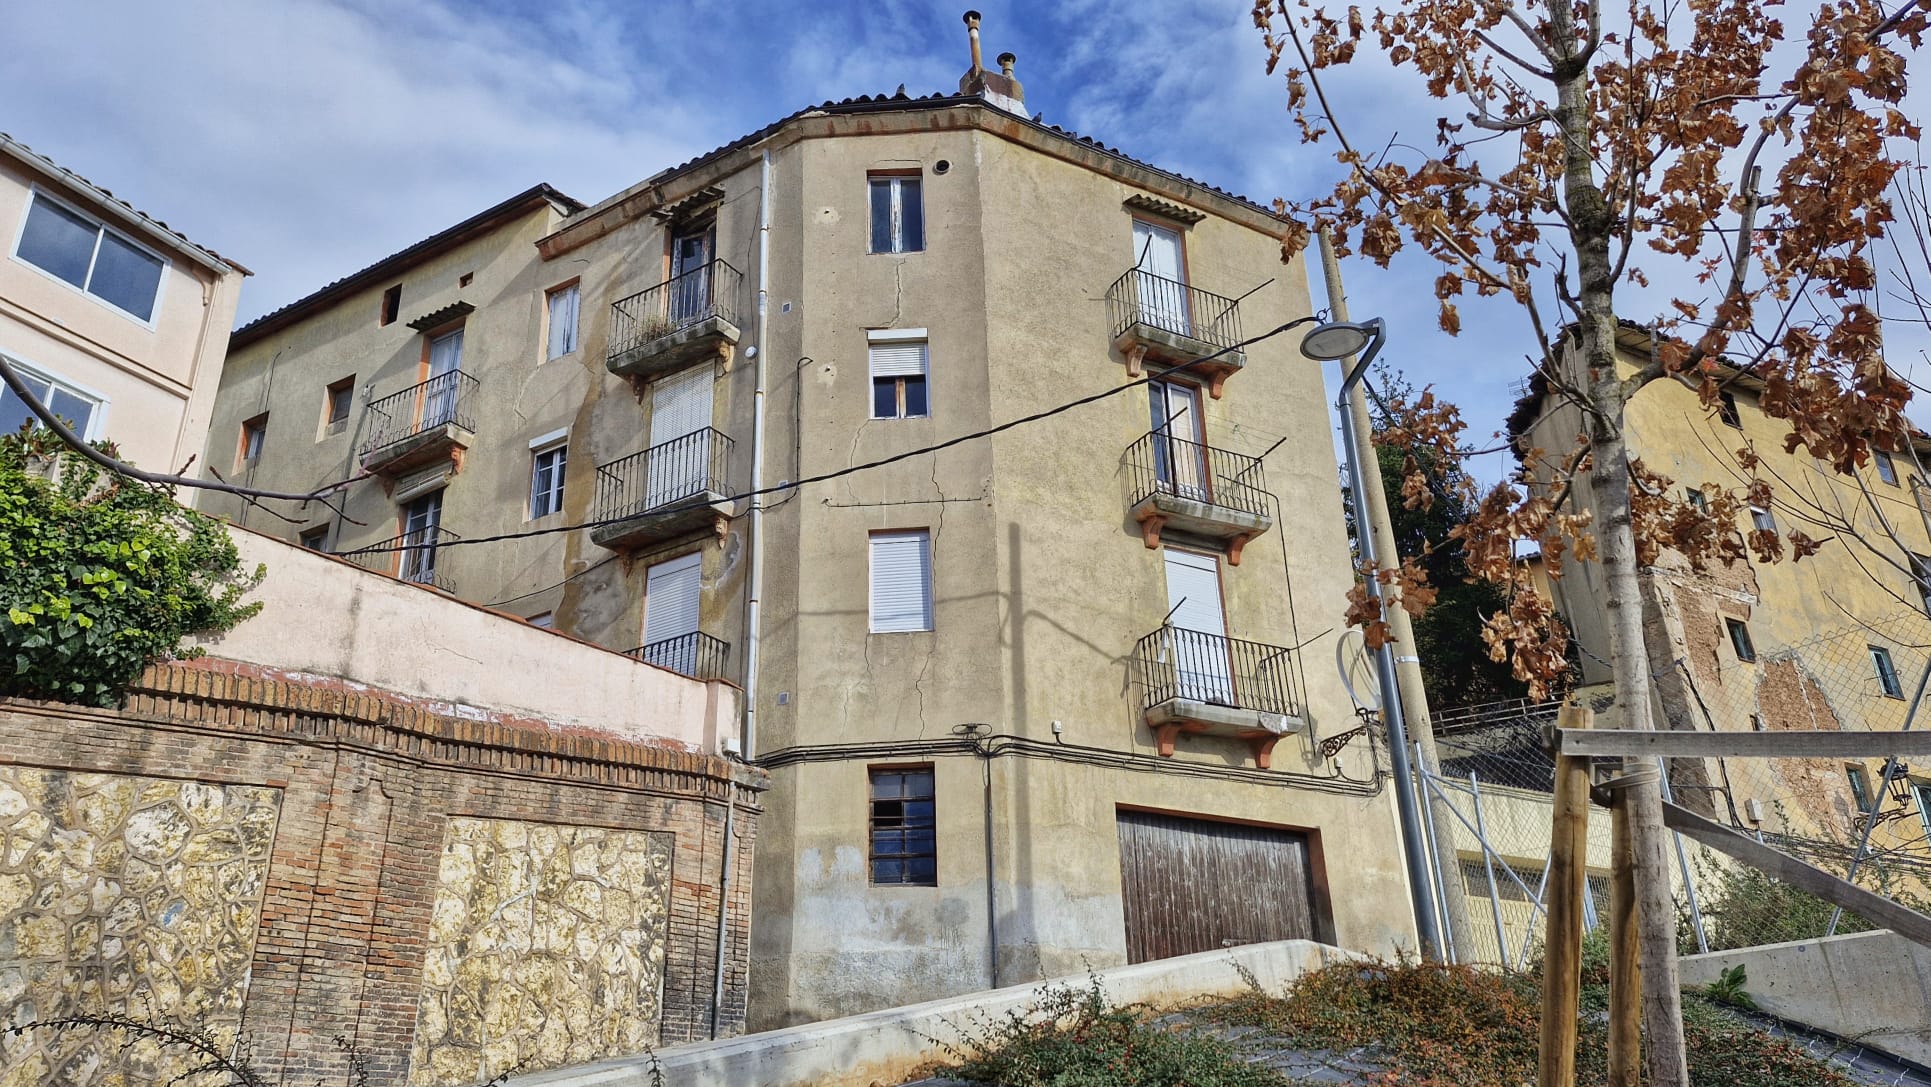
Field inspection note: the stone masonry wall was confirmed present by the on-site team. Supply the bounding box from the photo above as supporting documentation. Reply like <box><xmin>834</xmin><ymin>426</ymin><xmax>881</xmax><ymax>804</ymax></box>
<box><xmin>0</xmin><ymin>660</ymin><xmax>762</xmax><ymax>1086</ymax></box>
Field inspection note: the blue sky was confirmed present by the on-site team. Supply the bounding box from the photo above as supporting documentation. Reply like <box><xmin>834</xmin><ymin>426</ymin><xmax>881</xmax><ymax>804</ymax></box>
<box><xmin>11</xmin><ymin>1</ymin><xmax>1920</xmax><ymax>480</ymax></box>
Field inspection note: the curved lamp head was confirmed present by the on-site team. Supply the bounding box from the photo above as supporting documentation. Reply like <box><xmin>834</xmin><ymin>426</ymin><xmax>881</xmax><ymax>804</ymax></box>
<box><xmin>1299</xmin><ymin>319</ymin><xmax>1381</xmax><ymax>361</ymax></box>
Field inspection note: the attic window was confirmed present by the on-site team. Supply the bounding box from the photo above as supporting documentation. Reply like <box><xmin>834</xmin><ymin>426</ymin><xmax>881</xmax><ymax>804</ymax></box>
<box><xmin>380</xmin><ymin>284</ymin><xmax>401</xmax><ymax>326</ymax></box>
<box><xmin>1718</xmin><ymin>390</ymin><xmax>1741</xmax><ymax>428</ymax></box>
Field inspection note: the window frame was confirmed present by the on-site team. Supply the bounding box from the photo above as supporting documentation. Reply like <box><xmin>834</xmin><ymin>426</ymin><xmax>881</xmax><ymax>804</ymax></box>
<box><xmin>1871</xmin><ymin>645</ymin><xmax>1904</xmax><ymax>698</ymax></box>
<box><xmin>1717</xmin><ymin>390</ymin><xmax>1742</xmax><ymax>429</ymax></box>
<box><xmin>1913</xmin><ymin>553</ymin><xmax>1931</xmax><ymax>616</ymax></box>
<box><xmin>867</xmin><ymin>172</ymin><xmax>925</xmax><ymax>255</ymax></box>
<box><xmin>379</xmin><ymin>284</ymin><xmax>402</xmax><ymax>326</ymax></box>
<box><xmin>11</xmin><ymin>187</ymin><xmax>170</xmax><ymax>327</ymax></box>
<box><xmin>868</xmin><ymin>764</ymin><xmax>937</xmax><ymax>886</ymax></box>
<box><xmin>545</xmin><ymin>279</ymin><xmax>581</xmax><ymax>361</ymax></box>
<box><xmin>321</xmin><ymin>376</ymin><xmax>356</xmax><ymax>438</ymax></box>
<box><xmin>237</xmin><ymin>412</ymin><xmax>269</xmax><ymax>469</ymax></box>
<box><xmin>867</xmin><ymin>330</ymin><xmax>930</xmax><ymax>421</ymax></box>
<box><xmin>1749</xmin><ymin>505</ymin><xmax>1776</xmax><ymax>534</ymax></box>
<box><xmin>528</xmin><ymin>430</ymin><xmax>569</xmax><ymax>520</ymax></box>
<box><xmin>1874</xmin><ymin>450</ymin><xmax>1900</xmax><ymax>486</ymax></box>
<box><xmin>0</xmin><ymin>352</ymin><xmax>107</xmax><ymax>441</ymax></box>
<box><xmin>1846</xmin><ymin>764</ymin><xmax>1875</xmax><ymax>813</ymax></box>
<box><xmin>1725</xmin><ymin>617</ymin><xmax>1757</xmax><ymax>663</ymax></box>
<box><xmin>1915</xmin><ymin>780</ymin><xmax>1931</xmax><ymax>845</ymax></box>
<box><xmin>1685</xmin><ymin>488</ymin><xmax>1708</xmax><ymax>511</ymax></box>
<box><xmin>298</xmin><ymin>526</ymin><xmax>330</xmax><ymax>552</ymax></box>
<box><xmin>869</xmin><ymin>528</ymin><xmax>934</xmax><ymax>633</ymax></box>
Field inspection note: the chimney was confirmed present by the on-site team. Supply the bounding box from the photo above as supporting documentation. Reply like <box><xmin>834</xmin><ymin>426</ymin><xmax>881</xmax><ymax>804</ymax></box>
<box><xmin>958</xmin><ymin>12</ymin><xmax>1027</xmax><ymax>116</ymax></box>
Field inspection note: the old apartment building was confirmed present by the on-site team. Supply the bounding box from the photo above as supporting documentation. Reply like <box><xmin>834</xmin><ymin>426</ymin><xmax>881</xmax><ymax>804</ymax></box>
<box><xmin>1510</xmin><ymin>324</ymin><xmax>1931</xmax><ymax>888</ymax></box>
<box><xmin>201</xmin><ymin>22</ymin><xmax>1418</xmax><ymax>1025</ymax></box>
<box><xmin>1</xmin><ymin>133</ymin><xmax>247</xmax><ymax>474</ymax></box>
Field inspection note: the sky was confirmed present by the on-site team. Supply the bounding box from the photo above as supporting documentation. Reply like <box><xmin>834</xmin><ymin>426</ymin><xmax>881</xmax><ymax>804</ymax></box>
<box><xmin>7</xmin><ymin>0</ymin><xmax>1925</xmax><ymax>484</ymax></box>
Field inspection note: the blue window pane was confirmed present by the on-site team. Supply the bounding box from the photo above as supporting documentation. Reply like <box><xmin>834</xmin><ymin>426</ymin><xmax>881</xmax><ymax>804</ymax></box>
<box><xmin>904</xmin><ymin>799</ymin><xmax>934</xmax><ymax>824</ymax></box>
<box><xmin>89</xmin><ymin>231</ymin><xmax>163</xmax><ymax>321</ymax></box>
<box><xmin>899</xmin><ymin>180</ymin><xmax>923</xmax><ymax>252</ymax></box>
<box><xmin>905</xmin><ymin>830</ymin><xmax>935</xmax><ymax>856</ymax></box>
<box><xmin>17</xmin><ymin>198</ymin><xmax>96</xmax><ymax>287</ymax></box>
<box><xmin>0</xmin><ymin>383</ymin><xmax>39</xmax><ymax>436</ymax></box>
<box><xmin>903</xmin><ymin>376</ymin><xmax>928</xmax><ymax>418</ymax></box>
<box><xmin>869</xmin><ymin>180</ymin><xmax>893</xmax><ymax>253</ymax></box>
<box><xmin>873</xmin><ymin>378</ymin><xmax>897</xmax><ymax>419</ymax></box>
<box><xmin>48</xmin><ymin>387</ymin><xmax>96</xmax><ymax>436</ymax></box>
<box><xmin>873</xmin><ymin>858</ymin><xmax>904</xmax><ymax>883</ymax></box>
<box><xmin>907</xmin><ymin>857</ymin><xmax>936</xmax><ymax>883</ymax></box>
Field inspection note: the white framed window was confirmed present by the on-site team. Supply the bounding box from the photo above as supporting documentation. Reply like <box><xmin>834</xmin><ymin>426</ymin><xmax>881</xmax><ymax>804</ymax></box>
<box><xmin>868</xmin><ymin>174</ymin><xmax>924</xmax><ymax>254</ymax></box>
<box><xmin>0</xmin><ymin>355</ymin><xmax>105</xmax><ymax>439</ymax></box>
<box><xmin>13</xmin><ymin>190</ymin><xmax>167</xmax><ymax>323</ymax></box>
<box><xmin>546</xmin><ymin>281</ymin><xmax>580</xmax><ymax>360</ymax></box>
<box><xmin>868</xmin><ymin>330</ymin><xmax>929</xmax><ymax>420</ymax></box>
<box><xmin>529</xmin><ymin>430</ymin><xmax>568</xmax><ymax>519</ymax></box>
<box><xmin>1726</xmin><ymin>617</ymin><xmax>1757</xmax><ymax>663</ymax></box>
<box><xmin>870</xmin><ymin>529</ymin><xmax>933</xmax><ymax>633</ymax></box>
<box><xmin>1871</xmin><ymin>645</ymin><xmax>1904</xmax><ymax>698</ymax></box>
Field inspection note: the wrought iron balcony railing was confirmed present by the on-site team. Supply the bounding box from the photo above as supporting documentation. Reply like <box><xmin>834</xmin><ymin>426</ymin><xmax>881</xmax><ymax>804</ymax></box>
<box><xmin>359</xmin><ymin>370</ymin><xmax>479</xmax><ymax>457</ymax></box>
<box><xmin>1134</xmin><ymin>625</ymin><xmax>1301</xmax><ymax>718</ymax></box>
<box><xmin>341</xmin><ymin>526</ymin><xmax>459</xmax><ymax>592</ymax></box>
<box><xmin>1106</xmin><ymin>268</ymin><xmax>1244</xmax><ymax>351</ymax></box>
<box><xmin>626</xmin><ymin>631</ymin><xmax>732</xmax><ymax>681</ymax></box>
<box><xmin>1126</xmin><ymin>430</ymin><xmax>1272</xmax><ymax>519</ymax></box>
<box><xmin>608</xmin><ymin>258</ymin><xmax>743</xmax><ymax>363</ymax></box>
<box><xmin>594</xmin><ymin>428</ymin><xmax>734</xmax><ymax>523</ymax></box>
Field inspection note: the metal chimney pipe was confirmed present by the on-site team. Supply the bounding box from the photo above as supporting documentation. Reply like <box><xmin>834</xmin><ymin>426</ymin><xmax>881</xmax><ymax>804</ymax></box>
<box><xmin>997</xmin><ymin>51</ymin><xmax>1015</xmax><ymax>77</ymax></box>
<box><xmin>964</xmin><ymin>10</ymin><xmax>984</xmax><ymax>73</ymax></box>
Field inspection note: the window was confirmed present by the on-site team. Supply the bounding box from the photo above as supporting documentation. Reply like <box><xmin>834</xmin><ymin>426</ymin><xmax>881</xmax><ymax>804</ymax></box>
<box><xmin>379</xmin><ymin>284</ymin><xmax>402</xmax><ymax>326</ymax></box>
<box><xmin>298</xmin><ymin>526</ymin><xmax>329</xmax><ymax>552</ymax></box>
<box><xmin>1725</xmin><ymin>617</ymin><xmax>1756</xmax><ymax>662</ymax></box>
<box><xmin>869</xmin><ymin>767</ymin><xmax>936</xmax><ymax>885</ymax></box>
<box><xmin>1872</xmin><ymin>645</ymin><xmax>1904</xmax><ymax>698</ymax></box>
<box><xmin>1875</xmin><ymin>450</ymin><xmax>1899</xmax><ymax>486</ymax></box>
<box><xmin>323</xmin><ymin>376</ymin><xmax>355</xmax><ymax>436</ymax></box>
<box><xmin>14</xmin><ymin>192</ymin><xmax>165</xmax><ymax>321</ymax></box>
<box><xmin>868</xmin><ymin>332</ymin><xmax>929</xmax><ymax>420</ymax></box>
<box><xmin>400</xmin><ymin>490</ymin><xmax>443</xmax><ymax>585</ymax></box>
<box><xmin>868</xmin><ymin>174</ymin><xmax>924</xmax><ymax>254</ymax></box>
<box><xmin>458</xmin><ymin>271</ymin><xmax>474</xmax><ymax>288</ymax></box>
<box><xmin>1914</xmin><ymin>554</ymin><xmax>1931</xmax><ymax>615</ymax></box>
<box><xmin>0</xmin><ymin>356</ymin><xmax>102</xmax><ymax>438</ymax></box>
<box><xmin>1915</xmin><ymin>780</ymin><xmax>1931</xmax><ymax>843</ymax></box>
<box><xmin>1749</xmin><ymin>505</ymin><xmax>1776</xmax><ymax>534</ymax></box>
<box><xmin>870</xmin><ymin>530</ymin><xmax>933</xmax><ymax>632</ymax></box>
<box><xmin>1718</xmin><ymin>390</ymin><xmax>1741</xmax><ymax>428</ymax></box>
<box><xmin>546</xmin><ymin>282</ymin><xmax>580</xmax><ymax>360</ymax></box>
<box><xmin>529</xmin><ymin>440</ymin><xmax>567</xmax><ymax>519</ymax></box>
<box><xmin>1686</xmin><ymin>488</ymin><xmax>1708</xmax><ymax>511</ymax></box>
<box><xmin>1847</xmin><ymin>764</ymin><xmax>1875</xmax><ymax>813</ymax></box>
<box><xmin>527</xmin><ymin>611</ymin><xmax>554</xmax><ymax>629</ymax></box>
<box><xmin>1749</xmin><ymin>714</ymin><xmax>1766</xmax><ymax>732</ymax></box>
<box><xmin>238</xmin><ymin>413</ymin><xmax>268</xmax><ymax>467</ymax></box>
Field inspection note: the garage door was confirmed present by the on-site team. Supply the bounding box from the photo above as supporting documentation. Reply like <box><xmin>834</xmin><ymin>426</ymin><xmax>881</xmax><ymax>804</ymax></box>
<box><xmin>1117</xmin><ymin>809</ymin><xmax>1320</xmax><ymax>963</ymax></box>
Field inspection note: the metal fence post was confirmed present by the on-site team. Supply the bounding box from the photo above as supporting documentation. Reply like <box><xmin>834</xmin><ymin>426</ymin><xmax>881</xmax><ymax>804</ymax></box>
<box><xmin>1657</xmin><ymin>756</ymin><xmax>1709</xmax><ymax>954</ymax></box>
<box><xmin>1470</xmin><ymin>771</ymin><xmax>1512</xmax><ymax>966</ymax></box>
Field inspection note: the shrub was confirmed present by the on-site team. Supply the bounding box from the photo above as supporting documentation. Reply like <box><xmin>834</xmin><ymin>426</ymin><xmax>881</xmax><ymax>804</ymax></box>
<box><xmin>0</xmin><ymin>427</ymin><xmax>261</xmax><ymax>707</ymax></box>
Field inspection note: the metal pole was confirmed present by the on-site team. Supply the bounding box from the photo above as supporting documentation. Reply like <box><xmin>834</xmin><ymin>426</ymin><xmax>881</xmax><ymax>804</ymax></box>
<box><xmin>1471</xmin><ymin>772</ymin><xmax>1512</xmax><ymax>965</ymax></box>
<box><xmin>1338</xmin><ymin>354</ymin><xmax>1443</xmax><ymax>959</ymax></box>
<box><xmin>1518</xmin><ymin>856</ymin><xmax>1555</xmax><ymax>973</ymax></box>
<box><xmin>1829</xmin><ymin>650</ymin><xmax>1931</xmax><ymax>934</ymax></box>
<box><xmin>1656</xmin><ymin>758</ymin><xmax>1709</xmax><ymax>954</ymax></box>
<box><xmin>1417</xmin><ymin>744</ymin><xmax>1457</xmax><ymax>963</ymax></box>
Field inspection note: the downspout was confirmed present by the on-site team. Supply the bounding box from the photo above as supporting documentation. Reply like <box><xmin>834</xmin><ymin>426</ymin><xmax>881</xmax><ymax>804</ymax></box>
<box><xmin>745</xmin><ymin>148</ymin><xmax>772</xmax><ymax>760</ymax></box>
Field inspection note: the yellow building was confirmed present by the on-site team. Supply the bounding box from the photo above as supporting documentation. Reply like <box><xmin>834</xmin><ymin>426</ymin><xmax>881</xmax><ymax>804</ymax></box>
<box><xmin>201</xmin><ymin>22</ymin><xmax>1419</xmax><ymax>1027</ymax></box>
<box><xmin>0</xmin><ymin>132</ymin><xmax>248</xmax><ymax>477</ymax></box>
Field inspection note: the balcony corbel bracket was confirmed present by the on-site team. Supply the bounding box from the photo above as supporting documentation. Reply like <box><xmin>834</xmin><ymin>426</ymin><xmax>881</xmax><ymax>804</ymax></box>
<box><xmin>1153</xmin><ymin>721</ymin><xmax>1207</xmax><ymax>757</ymax></box>
<box><xmin>1246</xmin><ymin>731</ymin><xmax>1282</xmax><ymax>770</ymax></box>
<box><xmin>1123</xmin><ymin>342</ymin><xmax>1147</xmax><ymax>378</ymax></box>
<box><xmin>1206</xmin><ymin>368</ymin><xmax>1230</xmax><ymax>400</ymax></box>
<box><xmin>1226</xmin><ymin>533</ymin><xmax>1252</xmax><ymax>566</ymax></box>
<box><xmin>713</xmin><ymin>513</ymin><xmax>730</xmax><ymax>546</ymax></box>
<box><xmin>1135</xmin><ymin>509</ymin><xmax>1166</xmax><ymax>550</ymax></box>
<box><xmin>625</xmin><ymin>373</ymin><xmax>650</xmax><ymax>403</ymax></box>
<box><xmin>715</xmin><ymin>339</ymin><xmax>735</xmax><ymax>374</ymax></box>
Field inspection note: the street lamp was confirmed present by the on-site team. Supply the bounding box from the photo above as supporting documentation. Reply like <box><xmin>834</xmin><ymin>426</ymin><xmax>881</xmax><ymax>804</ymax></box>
<box><xmin>1300</xmin><ymin>316</ymin><xmax>1445</xmax><ymax>960</ymax></box>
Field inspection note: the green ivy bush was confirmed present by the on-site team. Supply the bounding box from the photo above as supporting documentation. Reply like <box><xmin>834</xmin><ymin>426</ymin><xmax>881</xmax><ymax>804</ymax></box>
<box><xmin>0</xmin><ymin>427</ymin><xmax>262</xmax><ymax>707</ymax></box>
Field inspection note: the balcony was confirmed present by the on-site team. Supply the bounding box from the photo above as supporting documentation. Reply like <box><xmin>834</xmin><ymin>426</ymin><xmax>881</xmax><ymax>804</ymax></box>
<box><xmin>607</xmin><ymin>259</ymin><xmax>743</xmax><ymax>384</ymax></box>
<box><xmin>341</xmin><ymin>526</ymin><xmax>458</xmax><ymax>593</ymax></box>
<box><xmin>1134</xmin><ymin>626</ymin><xmax>1305</xmax><ymax>769</ymax></box>
<box><xmin>359</xmin><ymin>370</ymin><xmax>478</xmax><ymax>477</ymax></box>
<box><xmin>626</xmin><ymin>632</ymin><xmax>732</xmax><ymax>681</ymax></box>
<box><xmin>590</xmin><ymin>428</ymin><xmax>734</xmax><ymax>551</ymax></box>
<box><xmin>1126</xmin><ymin>431</ymin><xmax>1274</xmax><ymax>563</ymax></box>
<box><xmin>1106</xmin><ymin>269</ymin><xmax>1247</xmax><ymax>398</ymax></box>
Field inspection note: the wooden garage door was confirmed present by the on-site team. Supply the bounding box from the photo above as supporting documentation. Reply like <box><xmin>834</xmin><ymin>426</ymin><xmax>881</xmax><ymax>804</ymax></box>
<box><xmin>1117</xmin><ymin>809</ymin><xmax>1319</xmax><ymax>963</ymax></box>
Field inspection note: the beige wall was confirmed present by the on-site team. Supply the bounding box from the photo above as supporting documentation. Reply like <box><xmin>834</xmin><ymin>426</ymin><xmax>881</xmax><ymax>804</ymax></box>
<box><xmin>0</xmin><ymin>153</ymin><xmax>243</xmax><ymax>476</ymax></box>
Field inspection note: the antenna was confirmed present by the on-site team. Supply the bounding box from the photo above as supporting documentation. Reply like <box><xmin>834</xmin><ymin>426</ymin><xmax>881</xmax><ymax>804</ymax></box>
<box><xmin>1336</xmin><ymin>628</ymin><xmax>1382</xmax><ymax>712</ymax></box>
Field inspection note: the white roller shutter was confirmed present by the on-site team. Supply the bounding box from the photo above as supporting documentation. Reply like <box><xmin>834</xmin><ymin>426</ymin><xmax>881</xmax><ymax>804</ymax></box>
<box><xmin>651</xmin><ymin>365</ymin><xmax>714</xmax><ymax>446</ymax></box>
<box><xmin>870</xmin><ymin>531</ymin><xmax>933</xmax><ymax>633</ymax></box>
<box><xmin>643</xmin><ymin>551</ymin><xmax>703</xmax><ymax>647</ymax></box>
<box><xmin>868</xmin><ymin>341</ymin><xmax>928</xmax><ymax>378</ymax></box>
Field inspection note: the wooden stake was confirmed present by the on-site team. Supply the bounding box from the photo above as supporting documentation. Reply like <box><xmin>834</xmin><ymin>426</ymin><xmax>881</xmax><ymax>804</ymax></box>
<box><xmin>1607</xmin><ymin>773</ymin><xmax>1642</xmax><ymax>1087</ymax></box>
<box><xmin>1539</xmin><ymin>703</ymin><xmax>1592</xmax><ymax>1087</ymax></box>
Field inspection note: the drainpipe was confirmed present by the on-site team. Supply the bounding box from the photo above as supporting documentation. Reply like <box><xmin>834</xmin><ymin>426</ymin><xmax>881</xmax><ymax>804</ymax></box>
<box><xmin>745</xmin><ymin>148</ymin><xmax>772</xmax><ymax>759</ymax></box>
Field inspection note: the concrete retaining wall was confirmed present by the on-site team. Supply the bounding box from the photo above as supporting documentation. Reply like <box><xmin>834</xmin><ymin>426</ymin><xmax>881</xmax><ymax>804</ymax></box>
<box><xmin>1679</xmin><ymin>930</ymin><xmax>1931</xmax><ymax>1067</ymax></box>
<box><xmin>511</xmin><ymin>939</ymin><xmax>1359</xmax><ymax>1087</ymax></box>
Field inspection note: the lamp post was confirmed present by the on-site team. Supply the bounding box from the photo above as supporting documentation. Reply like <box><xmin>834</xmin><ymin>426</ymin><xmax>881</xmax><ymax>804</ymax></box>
<box><xmin>1300</xmin><ymin>316</ymin><xmax>1445</xmax><ymax>961</ymax></box>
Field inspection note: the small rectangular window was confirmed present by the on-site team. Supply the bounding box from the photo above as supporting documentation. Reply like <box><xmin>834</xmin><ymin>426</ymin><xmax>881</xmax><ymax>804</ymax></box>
<box><xmin>0</xmin><ymin>356</ymin><xmax>103</xmax><ymax>438</ymax></box>
<box><xmin>546</xmin><ymin>282</ymin><xmax>581</xmax><ymax>360</ymax></box>
<box><xmin>1718</xmin><ymin>391</ymin><xmax>1742</xmax><ymax>428</ymax></box>
<box><xmin>458</xmin><ymin>271</ymin><xmax>474</xmax><ymax>288</ymax></box>
<box><xmin>323</xmin><ymin>376</ymin><xmax>355</xmax><ymax>435</ymax></box>
<box><xmin>530</xmin><ymin>442</ymin><xmax>567</xmax><ymax>519</ymax></box>
<box><xmin>14</xmin><ymin>193</ymin><xmax>165</xmax><ymax>322</ymax></box>
<box><xmin>1914</xmin><ymin>554</ymin><xmax>1931</xmax><ymax>615</ymax></box>
<box><xmin>1726</xmin><ymin>617</ymin><xmax>1756</xmax><ymax>662</ymax></box>
<box><xmin>870</xmin><ymin>529</ymin><xmax>933</xmax><ymax>633</ymax></box>
<box><xmin>1750</xmin><ymin>505</ymin><xmax>1776</xmax><ymax>534</ymax></box>
<box><xmin>868</xmin><ymin>175</ymin><xmax>924</xmax><ymax>254</ymax></box>
<box><xmin>868</xmin><ymin>335</ymin><xmax>929</xmax><ymax>420</ymax></box>
<box><xmin>1686</xmin><ymin>488</ymin><xmax>1708</xmax><ymax>511</ymax></box>
<box><xmin>379</xmin><ymin>284</ymin><xmax>402</xmax><ymax>326</ymax></box>
<box><xmin>527</xmin><ymin>611</ymin><xmax>554</xmax><ymax>629</ymax></box>
<box><xmin>1871</xmin><ymin>645</ymin><xmax>1904</xmax><ymax>698</ymax></box>
<box><xmin>1875</xmin><ymin>450</ymin><xmax>1899</xmax><ymax>486</ymax></box>
<box><xmin>298</xmin><ymin>526</ymin><xmax>329</xmax><ymax>552</ymax></box>
<box><xmin>238</xmin><ymin>413</ymin><xmax>268</xmax><ymax>467</ymax></box>
<box><xmin>869</xmin><ymin>767</ymin><xmax>936</xmax><ymax>885</ymax></box>
<box><xmin>1915</xmin><ymin>781</ymin><xmax>1931</xmax><ymax>843</ymax></box>
<box><xmin>1847</xmin><ymin>764</ymin><xmax>1874</xmax><ymax>813</ymax></box>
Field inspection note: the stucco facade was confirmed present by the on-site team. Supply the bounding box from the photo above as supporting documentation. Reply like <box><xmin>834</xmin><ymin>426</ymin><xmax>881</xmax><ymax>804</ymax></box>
<box><xmin>202</xmin><ymin>86</ymin><xmax>1417</xmax><ymax>1026</ymax></box>
<box><xmin>0</xmin><ymin>133</ymin><xmax>245</xmax><ymax>477</ymax></box>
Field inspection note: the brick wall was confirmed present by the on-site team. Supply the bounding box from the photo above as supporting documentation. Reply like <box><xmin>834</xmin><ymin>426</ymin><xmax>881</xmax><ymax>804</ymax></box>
<box><xmin>0</xmin><ymin>658</ymin><xmax>763</xmax><ymax>1086</ymax></box>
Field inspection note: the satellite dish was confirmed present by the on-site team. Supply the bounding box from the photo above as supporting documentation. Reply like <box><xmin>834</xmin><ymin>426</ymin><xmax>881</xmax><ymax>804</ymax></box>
<box><xmin>1336</xmin><ymin>629</ymin><xmax>1382</xmax><ymax>712</ymax></box>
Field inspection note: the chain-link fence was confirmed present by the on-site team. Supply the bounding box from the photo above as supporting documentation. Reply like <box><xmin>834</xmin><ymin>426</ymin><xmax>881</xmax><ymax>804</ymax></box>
<box><xmin>1415</xmin><ymin>611</ymin><xmax>1931</xmax><ymax>967</ymax></box>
